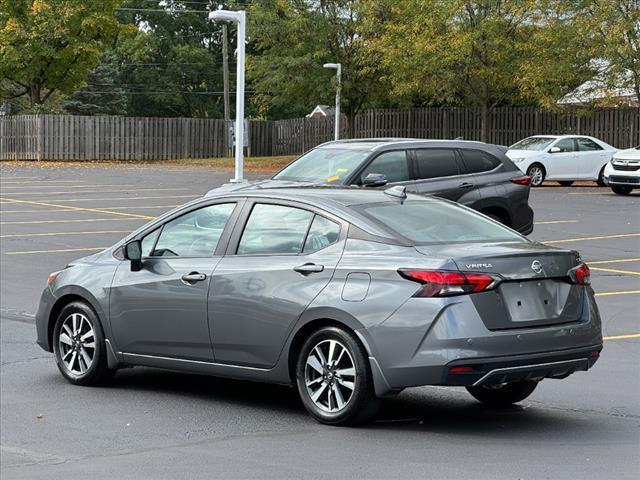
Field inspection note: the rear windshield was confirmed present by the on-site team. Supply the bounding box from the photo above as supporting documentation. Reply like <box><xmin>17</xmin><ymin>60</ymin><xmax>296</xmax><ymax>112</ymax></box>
<box><xmin>274</xmin><ymin>147</ymin><xmax>370</xmax><ymax>184</ymax></box>
<box><xmin>510</xmin><ymin>137</ymin><xmax>555</xmax><ymax>151</ymax></box>
<box><xmin>358</xmin><ymin>200</ymin><xmax>526</xmax><ymax>245</ymax></box>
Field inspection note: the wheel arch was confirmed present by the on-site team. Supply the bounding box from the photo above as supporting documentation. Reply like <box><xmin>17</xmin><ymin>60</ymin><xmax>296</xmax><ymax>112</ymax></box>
<box><xmin>47</xmin><ymin>287</ymin><xmax>107</xmax><ymax>352</ymax></box>
<box><xmin>286</xmin><ymin>308</ymin><xmax>370</xmax><ymax>384</ymax></box>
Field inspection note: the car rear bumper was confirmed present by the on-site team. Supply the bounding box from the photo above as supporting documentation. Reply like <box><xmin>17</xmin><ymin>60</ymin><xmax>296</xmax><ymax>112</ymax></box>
<box><xmin>440</xmin><ymin>344</ymin><xmax>601</xmax><ymax>386</ymax></box>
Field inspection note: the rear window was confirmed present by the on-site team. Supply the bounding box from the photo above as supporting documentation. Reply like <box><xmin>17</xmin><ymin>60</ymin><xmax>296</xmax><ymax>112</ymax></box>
<box><xmin>413</xmin><ymin>149</ymin><xmax>459</xmax><ymax>179</ymax></box>
<box><xmin>359</xmin><ymin>200</ymin><xmax>525</xmax><ymax>245</ymax></box>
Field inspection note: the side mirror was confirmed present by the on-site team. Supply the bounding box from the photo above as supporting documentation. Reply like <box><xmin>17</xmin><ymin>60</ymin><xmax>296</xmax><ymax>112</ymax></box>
<box><xmin>362</xmin><ymin>173</ymin><xmax>388</xmax><ymax>187</ymax></box>
<box><xmin>124</xmin><ymin>240</ymin><xmax>143</xmax><ymax>271</ymax></box>
<box><xmin>549</xmin><ymin>146</ymin><xmax>561</xmax><ymax>153</ymax></box>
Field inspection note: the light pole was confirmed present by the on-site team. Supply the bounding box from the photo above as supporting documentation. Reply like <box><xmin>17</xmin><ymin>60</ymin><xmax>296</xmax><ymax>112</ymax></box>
<box><xmin>210</xmin><ymin>8</ymin><xmax>246</xmax><ymax>183</ymax></box>
<box><xmin>323</xmin><ymin>63</ymin><xmax>341</xmax><ymax>141</ymax></box>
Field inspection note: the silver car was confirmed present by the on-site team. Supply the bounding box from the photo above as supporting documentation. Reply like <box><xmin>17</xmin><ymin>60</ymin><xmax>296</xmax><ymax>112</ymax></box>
<box><xmin>35</xmin><ymin>187</ymin><xmax>602</xmax><ymax>425</ymax></box>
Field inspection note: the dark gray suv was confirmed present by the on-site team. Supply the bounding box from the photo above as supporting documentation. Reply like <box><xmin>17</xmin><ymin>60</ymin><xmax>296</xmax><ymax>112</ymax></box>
<box><xmin>270</xmin><ymin>139</ymin><xmax>534</xmax><ymax>234</ymax></box>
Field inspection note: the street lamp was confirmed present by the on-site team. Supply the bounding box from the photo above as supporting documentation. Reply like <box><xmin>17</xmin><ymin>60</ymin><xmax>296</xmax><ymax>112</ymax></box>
<box><xmin>323</xmin><ymin>62</ymin><xmax>341</xmax><ymax>141</ymax></box>
<box><xmin>210</xmin><ymin>8</ymin><xmax>246</xmax><ymax>183</ymax></box>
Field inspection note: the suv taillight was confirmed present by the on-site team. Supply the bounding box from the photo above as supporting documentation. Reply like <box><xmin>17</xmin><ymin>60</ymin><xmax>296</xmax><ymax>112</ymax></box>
<box><xmin>511</xmin><ymin>175</ymin><xmax>532</xmax><ymax>186</ymax></box>
<box><xmin>398</xmin><ymin>269</ymin><xmax>502</xmax><ymax>297</ymax></box>
<box><xmin>569</xmin><ymin>263</ymin><xmax>591</xmax><ymax>286</ymax></box>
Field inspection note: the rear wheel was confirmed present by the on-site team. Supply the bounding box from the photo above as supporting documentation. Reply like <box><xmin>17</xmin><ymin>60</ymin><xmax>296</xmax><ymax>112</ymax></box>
<box><xmin>466</xmin><ymin>380</ymin><xmax>538</xmax><ymax>406</ymax></box>
<box><xmin>611</xmin><ymin>185</ymin><xmax>633</xmax><ymax>195</ymax></box>
<box><xmin>296</xmin><ymin>326</ymin><xmax>379</xmax><ymax>425</ymax></box>
<box><xmin>526</xmin><ymin>164</ymin><xmax>545</xmax><ymax>187</ymax></box>
<box><xmin>53</xmin><ymin>301</ymin><xmax>114</xmax><ymax>386</ymax></box>
<box><xmin>558</xmin><ymin>181</ymin><xmax>574</xmax><ymax>187</ymax></box>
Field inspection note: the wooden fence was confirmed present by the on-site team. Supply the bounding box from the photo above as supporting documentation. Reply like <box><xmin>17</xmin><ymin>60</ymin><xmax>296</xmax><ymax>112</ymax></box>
<box><xmin>1</xmin><ymin>107</ymin><xmax>638</xmax><ymax>160</ymax></box>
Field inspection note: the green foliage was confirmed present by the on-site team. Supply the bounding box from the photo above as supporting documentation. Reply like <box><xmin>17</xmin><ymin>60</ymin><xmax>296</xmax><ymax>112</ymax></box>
<box><xmin>63</xmin><ymin>52</ymin><xmax>127</xmax><ymax>115</ymax></box>
<box><xmin>247</xmin><ymin>0</ymin><xmax>387</xmax><ymax>126</ymax></box>
<box><xmin>0</xmin><ymin>0</ymin><xmax>128</xmax><ymax>110</ymax></box>
<box><xmin>360</xmin><ymin>0</ymin><xmax>594</xmax><ymax>139</ymax></box>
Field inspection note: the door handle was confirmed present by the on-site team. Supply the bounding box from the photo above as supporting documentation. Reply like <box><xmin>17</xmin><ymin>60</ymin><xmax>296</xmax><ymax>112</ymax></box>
<box><xmin>459</xmin><ymin>182</ymin><xmax>474</xmax><ymax>189</ymax></box>
<box><xmin>181</xmin><ymin>272</ymin><xmax>207</xmax><ymax>285</ymax></box>
<box><xmin>294</xmin><ymin>263</ymin><xmax>324</xmax><ymax>274</ymax></box>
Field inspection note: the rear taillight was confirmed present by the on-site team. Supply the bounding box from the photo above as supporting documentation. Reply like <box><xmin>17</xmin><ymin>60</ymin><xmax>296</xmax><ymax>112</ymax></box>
<box><xmin>569</xmin><ymin>263</ymin><xmax>591</xmax><ymax>286</ymax></box>
<box><xmin>511</xmin><ymin>175</ymin><xmax>532</xmax><ymax>186</ymax></box>
<box><xmin>398</xmin><ymin>269</ymin><xmax>502</xmax><ymax>297</ymax></box>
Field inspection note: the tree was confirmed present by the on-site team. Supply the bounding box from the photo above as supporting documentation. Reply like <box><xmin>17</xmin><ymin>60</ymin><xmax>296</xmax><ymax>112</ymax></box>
<box><xmin>247</xmin><ymin>0</ymin><xmax>387</xmax><ymax>133</ymax></box>
<box><xmin>0</xmin><ymin>0</ymin><xmax>126</xmax><ymax>111</ymax></box>
<box><xmin>572</xmin><ymin>0</ymin><xmax>640</xmax><ymax>102</ymax></box>
<box><xmin>360</xmin><ymin>0</ymin><xmax>592</xmax><ymax>141</ymax></box>
<box><xmin>63</xmin><ymin>53</ymin><xmax>127</xmax><ymax>115</ymax></box>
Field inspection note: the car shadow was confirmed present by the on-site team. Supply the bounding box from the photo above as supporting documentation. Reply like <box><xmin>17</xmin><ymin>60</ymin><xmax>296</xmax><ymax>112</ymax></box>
<box><xmin>97</xmin><ymin>368</ymin><xmax>599</xmax><ymax>437</ymax></box>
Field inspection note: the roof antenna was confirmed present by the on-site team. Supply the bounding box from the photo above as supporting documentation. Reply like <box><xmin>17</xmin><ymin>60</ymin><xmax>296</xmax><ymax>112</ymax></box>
<box><xmin>384</xmin><ymin>185</ymin><xmax>407</xmax><ymax>202</ymax></box>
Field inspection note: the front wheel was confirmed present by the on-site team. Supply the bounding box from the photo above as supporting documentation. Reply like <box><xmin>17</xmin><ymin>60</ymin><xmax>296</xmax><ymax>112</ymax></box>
<box><xmin>296</xmin><ymin>326</ymin><xmax>379</xmax><ymax>425</ymax></box>
<box><xmin>53</xmin><ymin>301</ymin><xmax>114</xmax><ymax>386</ymax></box>
<box><xmin>466</xmin><ymin>380</ymin><xmax>538</xmax><ymax>406</ymax></box>
<box><xmin>526</xmin><ymin>164</ymin><xmax>545</xmax><ymax>187</ymax></box>
<box><xmin>611</xmin><ymin>185</ymin><xmax>633</xmax><ymax>195</ymax></box>
<box><xmin>597</xmin><ymin>166</ymin><xmax>606</xmax><ymax>187</ymax></box>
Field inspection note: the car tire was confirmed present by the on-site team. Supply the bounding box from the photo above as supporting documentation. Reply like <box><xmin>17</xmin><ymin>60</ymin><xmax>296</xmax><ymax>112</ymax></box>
<box><xmin>611</xmin><ymin>185</ymin><xmax>633</xmax><ymax>195</ymax></box>
<box><xmin>295</xmin><ymin>326</ymin><xmax>380</xmax><ymax>426</ymax></box>
<box><xmin>558</xmin><ymin>181</ymin><xmax>574</xmax><ymax>187</ymax></box>
<box><xmin>597</xmin><ymin>167</ymin><xmax>606</xmax><ymax>187</ymax></box>
<box><xmin>526</xmin><ymin>164</ymin><xmax>545</xmax><ymax>187</ymax></box>
<box><xmin>53</xmin><ymin>301</ymin><xmax>115</xmax><ymax>386</ymax></box>
<box><xmin>466</xmin><ymin>380</ymin><xmax>538</xmax><ymax>406</ymax></box>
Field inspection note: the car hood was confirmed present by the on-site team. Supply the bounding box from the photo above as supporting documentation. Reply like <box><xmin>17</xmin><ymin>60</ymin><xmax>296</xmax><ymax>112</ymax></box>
<box><xmin>613</xmin><ymin>147</ymin><xmax>640</xmax><ymax>161</ymax></box>
<box><xmin>505</xmin><ymin>150</ymin><xmax>544</xmax><ymax>160</ymax></box>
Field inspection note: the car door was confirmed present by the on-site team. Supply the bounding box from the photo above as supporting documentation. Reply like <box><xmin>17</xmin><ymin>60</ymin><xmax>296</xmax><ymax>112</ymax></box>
<box><xmin>546</xmin><ymin>138</ymin><xmax>579</xmax><ymax>179</ymax></box>
<box><xmin>208</xmin><ymin>200</ymin><xmax>345</xmax><ymax>368</ymax></box>
<box><xmin>354</xmin><ymin>150</ymin><xmax>415</xmax><ymax>189</ymax></box>
<box><xmin>109</xmin><ymin>201</ymin><xmax>241</xmax><ymax>361</ymax></box>
<box><xmin>410</xmin><ymin>148</ymin><xmax>471</xmax><ymax>202</ymax></box>
<box><xmin>457</xmin><ymin>148</ymin><xmax>504</xmax><ymax>203</ymax></box>
<box><xmin>575</xmin><ymin>137</ymin><xmax>607</xmax><ymax>179</ymax></box>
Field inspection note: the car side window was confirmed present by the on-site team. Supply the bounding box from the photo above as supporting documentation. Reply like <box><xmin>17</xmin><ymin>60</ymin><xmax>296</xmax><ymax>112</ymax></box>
<box><xmin>150</xmin><ymin>203</ymin><xmax>236</xmax><ymax>257</ymax></box>
<box><xmin>303</xmin><ymin>215</ymin><xmax>340</xmax><ymax>253</ymax></box>
<box><xmin>237</xmin><ymin>204</ymin><xmax>314</xmax><ymax>255</ymax></box>
<box><xmin>414</xmin><ymin>149</ymin><xmax>459</xmax><ymax>179</ymax></box>
<box><xmin>576</xmin><ymin>138</ymin><xmax>603</xmax><ymax>151</ymax></box>
<box><xmin>141</xmin><ymin>228</ymin><xmax>160</xmax><ymax>257</ymax></box>
<box><xmin>359</xmin><ymin>151</ymin><xmax>410</xmax><ymax>183</ymax></box>
<box><xmin>459</xmin><ymin>149</ymin><xmax>501</xmax><ymax>173</ymax></box>
<box><xmin>553</xmin><ymin>139</ymin><xmax>576</xmax><ymax>153</ymax></box>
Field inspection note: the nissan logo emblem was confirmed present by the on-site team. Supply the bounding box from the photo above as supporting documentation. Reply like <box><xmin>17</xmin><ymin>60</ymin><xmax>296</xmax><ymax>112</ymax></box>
<box><xmin>531</xmin><ymin>260</ymin><xmax>543</xmax><ymax>274</ymax></box>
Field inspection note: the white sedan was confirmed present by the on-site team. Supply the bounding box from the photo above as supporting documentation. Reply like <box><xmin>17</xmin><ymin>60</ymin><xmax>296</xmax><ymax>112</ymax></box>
<box><xmin>506</xmin><ymin>135</ymin><xmax>618</xmax><ymax>187</ymax></box>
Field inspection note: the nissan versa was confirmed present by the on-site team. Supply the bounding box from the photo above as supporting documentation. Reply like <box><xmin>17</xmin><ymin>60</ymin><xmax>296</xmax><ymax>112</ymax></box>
<box><xmin>36</xmin><ymin>187</ymin><xmax>602</xmax><ymax>425</ymax></box>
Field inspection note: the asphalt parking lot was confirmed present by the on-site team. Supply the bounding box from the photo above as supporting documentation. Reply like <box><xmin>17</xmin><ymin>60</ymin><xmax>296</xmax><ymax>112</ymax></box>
<box><xmin>1</xmin><ymin>164</ymin><xmax>639</xmax><ymax>480</ymax></box>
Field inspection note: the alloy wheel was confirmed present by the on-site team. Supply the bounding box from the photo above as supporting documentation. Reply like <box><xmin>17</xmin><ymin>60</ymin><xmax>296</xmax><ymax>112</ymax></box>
<box><xmin>305</xmin><ymin>339</ymin><xmax>356</xmax><ymax>413</ymax></box>
<box><xmin>529</xmin><ymin>167</ymin><xmax>544</xmax><ymax>186</ymax></box>
<box><xmin>58</xmin><ymin>312</ymin><xmax>96</xmax><ymax>376</ymax></box>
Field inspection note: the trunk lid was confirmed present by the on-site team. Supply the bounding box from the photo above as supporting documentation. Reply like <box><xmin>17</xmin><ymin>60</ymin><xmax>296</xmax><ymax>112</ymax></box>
<box><xmin>415</xmin><ymin>242</ymin><xmax>584</xmax><ymax>330</ymax></box>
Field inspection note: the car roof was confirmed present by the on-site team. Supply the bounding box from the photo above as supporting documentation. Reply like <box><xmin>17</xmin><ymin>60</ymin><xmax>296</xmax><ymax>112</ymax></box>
<box><xmin>316</xmin><ymin>138</ymin><xmax>491</xmax><ymax>152</ymax></box>
<box><xmin>208</xmin><ymin>186</ymin><xmax>426</xmax><ymax>207</ymax></box>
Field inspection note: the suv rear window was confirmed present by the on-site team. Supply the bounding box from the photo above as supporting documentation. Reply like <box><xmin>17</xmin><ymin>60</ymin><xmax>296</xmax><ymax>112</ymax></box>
<box><xmin>459</xmin><ymin>149</ymin><xmax>501</xmax><ymax>173</ymax></box>
<box><xmin>358</xmin><ymin>199</ymin><xmax>524</xmax><ymax>245</ymax></box>
<box><xmin>413</xmin><ymin>149</ymin><xmax>459</xmax><ymax>179</ymax></box>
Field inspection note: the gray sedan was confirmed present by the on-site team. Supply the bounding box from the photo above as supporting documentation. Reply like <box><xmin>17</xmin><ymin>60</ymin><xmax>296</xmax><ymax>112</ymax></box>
<box><xmin>35</xmin><ymin>187</ymin><xmax>602</xmax><ymax>425</ymax></box>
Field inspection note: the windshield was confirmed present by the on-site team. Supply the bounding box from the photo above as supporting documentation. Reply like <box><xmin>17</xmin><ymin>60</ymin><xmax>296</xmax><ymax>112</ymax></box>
<box><xmin>274</xmin><ymin>147</ymin><xmax>370</xmax><ymax>184</ymax></box>
<box><xmin>510</xmin><ymin>137</ymin><xmax>556</xmax><ymax>151</ymax></box>
<box><xmin>359</xmin><ymin>200</ymin><xmax>526</xmax><ymax>245</ymax></box>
